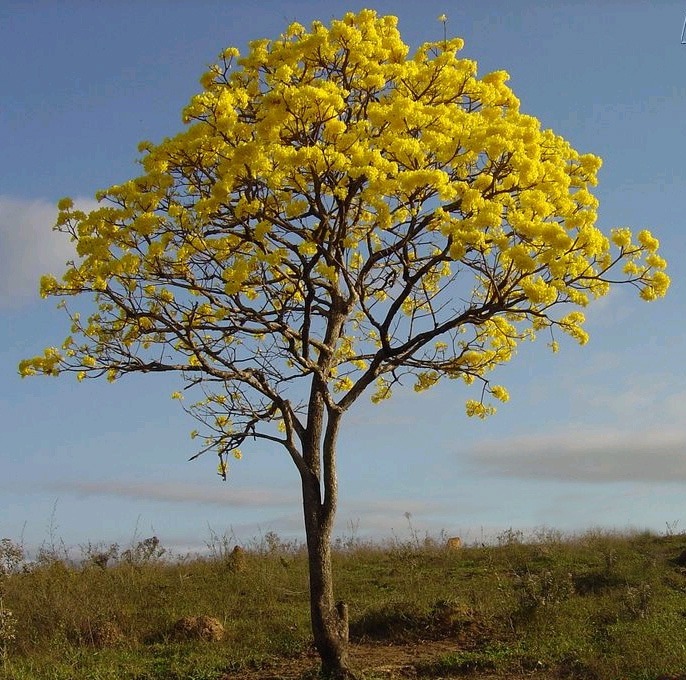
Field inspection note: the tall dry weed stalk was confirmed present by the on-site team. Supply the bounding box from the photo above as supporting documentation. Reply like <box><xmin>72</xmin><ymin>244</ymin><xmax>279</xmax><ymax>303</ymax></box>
<box><xmin>0</xmin><ymin>602</ymin><xmax>17</xmax><ymax>665</ymax></box>
<box><xmin>0</xmin><ymin>539</ymin><xmax>23</xmax><ymax>669</ymax></box>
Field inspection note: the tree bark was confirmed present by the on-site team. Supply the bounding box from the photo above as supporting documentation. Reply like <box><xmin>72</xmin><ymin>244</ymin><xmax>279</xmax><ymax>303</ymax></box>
<box><xmin>301</xmin><ymin>459</ymin><xmax>355</xmax><ymax>678</ymax></box>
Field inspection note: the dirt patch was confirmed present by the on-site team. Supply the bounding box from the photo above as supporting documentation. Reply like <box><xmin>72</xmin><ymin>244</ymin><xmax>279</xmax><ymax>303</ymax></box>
<box><xmin>172</xmin><ymin>615</ymin><xmax>225</xmax><ymax>642</ymax></box>
<box><xmin>219</xmin><ymin>637</ymin><xmax>559</xmax><ymax>680</ymax></box>
<box><xmin>82</xmin><ymin>620</ymin><xmax>125</xmax><ymax>648</ymax></box>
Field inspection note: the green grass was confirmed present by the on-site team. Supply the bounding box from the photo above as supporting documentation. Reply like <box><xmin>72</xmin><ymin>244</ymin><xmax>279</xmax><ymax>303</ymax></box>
<box><xmin>2</xmin><ymin>528</ymin><xmax>686</xmax><ymax>679</ymax></box>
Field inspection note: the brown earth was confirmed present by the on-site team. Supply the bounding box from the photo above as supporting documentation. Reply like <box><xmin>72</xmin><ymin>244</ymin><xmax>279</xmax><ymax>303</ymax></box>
<box><xmin>219</xmin><ymin>637</ymin><xmax>558</xmax><ymax>680</ymax></box>
<box><xmin>81</xmin><ymin>620</ymin><xmax>125</xmax><ymax>648</ymax></box>
<box><xmin>172</xmin><ymin>615</ymin><xmax>225</xmax><ymax>642</ymax></box>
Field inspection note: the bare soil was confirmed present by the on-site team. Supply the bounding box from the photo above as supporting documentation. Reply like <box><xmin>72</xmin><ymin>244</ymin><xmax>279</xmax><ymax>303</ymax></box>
<box><xmin>219</xmin><ymin>637</ymin><xmax>558</xmax><ymax>680</ymax></box>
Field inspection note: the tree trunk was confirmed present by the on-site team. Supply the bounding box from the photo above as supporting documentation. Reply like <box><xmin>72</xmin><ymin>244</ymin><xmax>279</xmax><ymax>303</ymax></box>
<box><xmin>301</xmin><ymin>473</ymin><xmax>355</xmax><ymax>679</ymax></box>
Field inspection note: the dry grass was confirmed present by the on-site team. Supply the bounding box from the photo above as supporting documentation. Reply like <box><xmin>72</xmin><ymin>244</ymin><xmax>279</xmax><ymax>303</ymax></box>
<box><xmin>1</xmin><ymin>526</ymin><xmax>686</xmax><ymax>679</ymax></box>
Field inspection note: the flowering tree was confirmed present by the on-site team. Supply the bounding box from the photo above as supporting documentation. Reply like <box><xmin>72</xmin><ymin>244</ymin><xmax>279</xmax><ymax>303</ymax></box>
<box><xmin>20</xmin><ymin>10</ymin><xmax>669</xmax><ymax>677</ymax></box>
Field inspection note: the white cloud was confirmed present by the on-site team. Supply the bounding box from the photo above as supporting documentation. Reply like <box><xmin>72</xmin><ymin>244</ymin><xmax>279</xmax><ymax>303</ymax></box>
<box><xmin>582</xmin><ymin>286</ymin><xmax>633</xmax><ymax>328</ymax></box>
<box><xmin>466</xmin><ymin>427</ymin><xmax>686</xmax><ymax>483</ymax></box>
<box><xmin>43</xmin><ymin>478</ymin><xmax>447</xmax><ymax>518</ymax></box>
<box><xmin>559</xmin><ymin>369</ymin><xmax>686</xmax><ymax>425</ymax></box>
<box><xmin>0</xmin><ymin>195</ymin><xmax>96</xmax><ymax>309</ymax></box>
<box><xmin>38</xmin><ymin>478</ymin><xmax>457</xmax><ymax>542</ymax></box>
<box><xmin>576</xmin><ymin>378</ymin><xmax>670</xmax><ymax>417</ymax></box>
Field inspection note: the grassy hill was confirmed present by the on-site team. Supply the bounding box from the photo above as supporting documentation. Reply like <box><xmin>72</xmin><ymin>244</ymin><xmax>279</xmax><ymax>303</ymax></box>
<box><xmin>2</xmin><ymin>527</ymin><xmax>686</xmax><ymax>679</ymax></box>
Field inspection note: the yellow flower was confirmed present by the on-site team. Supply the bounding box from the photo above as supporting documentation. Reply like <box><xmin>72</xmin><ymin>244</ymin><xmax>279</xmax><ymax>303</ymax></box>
<box><xmin>334</xmin><ymin>377</ymin><xmax>355</xmax><ymax>392</ymax></box>
<box><xmin>465</xmin><ymin>400</ymin><xmax>495</xmax><ymax>419</ymax></box>
<box><xmin>18</xmin><ymin>9</ymin><xmax>670</xmax><ymax>456</ymax></box>
<box><xmin>490</xmin><ymin>385</ymin><xmax>509</xmax><ymax>402</ymax></box>
<box><xmin>414</xmin><ymin>371</ymin><xmax>440</xmax><ymax>393</ymax></box>
<box><xmin>298</xmin><ymin>241</ymin><xmax>318</xmax><ymax>256</ymax></box>
<box><xmin>611</xmin><ymin>228</ymin><xmax>632</xmax><ymax>249</ymax></box>
<box><xmin>637</xmin><ymin>230</ymin><xmax>659</xmax><ymax>252</ymax></box>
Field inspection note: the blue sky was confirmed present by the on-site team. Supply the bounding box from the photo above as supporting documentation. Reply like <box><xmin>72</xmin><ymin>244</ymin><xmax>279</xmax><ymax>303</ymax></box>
<box><xmin>2</xmin><ymin>0</ymin><xmax>685</xmax><ymax>556</ymax></box>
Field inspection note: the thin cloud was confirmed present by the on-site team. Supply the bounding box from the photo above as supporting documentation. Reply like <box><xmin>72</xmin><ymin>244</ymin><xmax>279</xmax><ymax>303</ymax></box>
<box><xmin>0</xmin><ymin>195</ymin><xmax>95</xmax><ymax>309</ymax></box>
<box><xmin>564</xmin><ymin>370</ymin><xmax>679</xmax><ymax>420</ymax></box>
<box><xmin>466</xmin><ymin>428</ymin><xmax>686</xmax><ymax>483</ymax></box>
<box><xmin>581</xmin><ymin>286</ymin><xmax>632</xmax><ymax>328</ymax></box>
<box><xmin>663</xmin><ymin>390</ymin><xmax>686</xmax><ymax>421</ymax></box>
<box><xmin>44</xmin><ymin>479</ymin><xmax>298</xmax><ymax>508</ymax></box>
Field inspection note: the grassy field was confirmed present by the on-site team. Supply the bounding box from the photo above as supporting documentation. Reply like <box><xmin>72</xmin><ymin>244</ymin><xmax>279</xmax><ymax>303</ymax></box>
<box><xmin>2</xmin><ymin>526</ymin><xmax>686</xmax><ymax>679</ymax></box>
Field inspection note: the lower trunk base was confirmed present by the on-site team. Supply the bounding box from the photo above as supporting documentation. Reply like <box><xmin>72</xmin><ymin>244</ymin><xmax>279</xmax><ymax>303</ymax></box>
<box><xmin>316</xmin><ymin>602</ymin><xmax>357</xmax><ymax>679</ymax></box>
<box><xmin>318</xmin><ymin>661</ymin><xmax>359</xmax><ymax>680</ymax></box>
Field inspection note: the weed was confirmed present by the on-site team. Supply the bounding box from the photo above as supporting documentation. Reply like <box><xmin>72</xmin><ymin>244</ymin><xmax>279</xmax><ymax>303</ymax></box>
<box><xmin>2</xmin><ymin>527</ymin><xmax>686</xmax><ymax>679</ymax></box>
<box><xmin>121</xmin><ymin>536</ymin><xmax>165</xmax><ymax>565</ymax></box>
<box><xmin>81</xmin><ymin>541</ymin><xmax>120</xmax><ymax>569</ymax></box>
<box><xmin>0</xmin><ymin>539</ymin><xmax>25</xmax><ymax>576</ymax></box>
<box><xmin>622</xmin><ymin>582</ymin><xmax>653</xmax><ymax>620</ymax></box>
<box><xmin>514</xmin><ymin>569</ymin><xmax>574</xmax><ymax>616</ymax></box>
<box><xmin>0</xmin><ymin>601</ymin><xmax>17</xmax><ymax>665</ymax></box>
<box><xmin>496</xmin><ymin>527</ymin><xmax>524</xmax><ymax>546</ymax></box>
<box><xmin>665</xmin><ymin>520</ymin><xmax>681</xmax><ymax>537</ymax></box>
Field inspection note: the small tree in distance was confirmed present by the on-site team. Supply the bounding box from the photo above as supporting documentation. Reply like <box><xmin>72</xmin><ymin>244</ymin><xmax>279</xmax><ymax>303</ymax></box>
<box><xmin>20</xmin><ymin>10</ymin><xmax>669</xmax><ymax>678</ymax></box>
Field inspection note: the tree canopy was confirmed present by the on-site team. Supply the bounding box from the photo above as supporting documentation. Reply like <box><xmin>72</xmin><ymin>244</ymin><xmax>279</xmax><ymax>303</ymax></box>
<box><xmin>19</xmin><ymin>10</ymin><xmax>671</xmax><ymax>675</ymax></box>
<box><xmin>20</xmin><ymin>8</ymin><xmax>669</xmax><ymax>472</ymax></box>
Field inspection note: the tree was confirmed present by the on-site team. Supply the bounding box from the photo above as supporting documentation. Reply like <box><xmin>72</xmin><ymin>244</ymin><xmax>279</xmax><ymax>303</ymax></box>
<box><xmin>20</xmin><ymin>10</ymin><xmax>669</xmax><ymax>678</ymax></box>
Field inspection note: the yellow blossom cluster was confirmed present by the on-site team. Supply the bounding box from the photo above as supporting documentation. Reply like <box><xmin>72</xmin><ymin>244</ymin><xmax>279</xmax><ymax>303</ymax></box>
<box><xmin>19</xmin><ymin>9</ymin><xmax>669</xmax><ymax>429</ymax></box>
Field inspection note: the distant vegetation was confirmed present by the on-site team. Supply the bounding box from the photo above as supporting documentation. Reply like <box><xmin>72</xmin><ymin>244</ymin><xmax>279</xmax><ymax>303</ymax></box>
<box><xmin>2</xmin><ymin>526</ymin><xmax>686</xmax><ymax>679</ymax></box>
